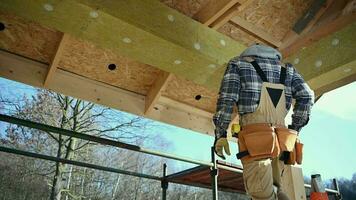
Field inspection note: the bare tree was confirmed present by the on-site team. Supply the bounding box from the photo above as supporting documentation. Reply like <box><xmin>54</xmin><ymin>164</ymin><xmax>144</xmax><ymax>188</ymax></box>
<box><xmin>1</xmin><ymin>89</ymin><xmax>151</xmax><ymax>200</ymax></box>
<box><xmin>0</xmin><ymin>81</ymin><xmax>250</xmax><ymax>200</ymax></box>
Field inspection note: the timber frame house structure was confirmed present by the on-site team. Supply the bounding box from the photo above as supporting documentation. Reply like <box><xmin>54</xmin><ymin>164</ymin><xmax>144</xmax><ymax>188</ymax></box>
<box><xmin>0</xmin><ymin>0</ymin><xmax>354</xmax><ymax>199</ymax></box>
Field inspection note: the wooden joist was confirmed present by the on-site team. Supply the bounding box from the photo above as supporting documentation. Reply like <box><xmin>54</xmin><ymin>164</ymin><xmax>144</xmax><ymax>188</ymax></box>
<box><xmin>281</xmin><ymin>0</ymin><xmax>336</xmax><ymax>51</ymax></box>
<box><xmin>44</xmin><ymin>33</ymin><xmax>69</xmax><ymax>87</ymax></box>
<box><xmin>195</xmin><ymin>0</ymin><xmax>255</xmax><ymax>30</ymax></box>
<box><xmin>210</xmin><ymin>4</ymin><xmax>240</xmax><ymax>30</ymax></box>
<box><xmin>0</xmin><ymin>50</ymin><xmax>215</xmax><ymax>135</ymax></box>
<box><xmin>159</xmin><ymin>96</ymin><xmax>214</xmax><ymax>119</ymax></box>
<box><xmin>308</xmin><ymin>59</ymin><xmax>356</xmax><ymax>97</ymax></box>
<box><xmin>0</xmin><ymin>0</ymin><xmax>246</xmax><ymax>91</ymax></box>
<box><xmin>284</xmin><ymin>21</ymin><xmax>356</xmax><ymax>97</ymax></box>
<box><xmin>230</xmin><ymin>16</ymin><xmax>282</xmax><ymax>48</ymax></box>
<box><xmin>193</xmin><ymin>0</ymin><xmax>239</xmax><ymax>26</ymax></box>
<box><xmin>145</xmin><ymin>71</ymin><xmax>172</xmax><ymax>115</ymax></box>
<box><xmin>312</xmin><ymin>73</ymin><xmax>356</xmax><ymax>97</ymax></box>
<box><xmin>282</xmin><ymin>13</ymin><xmax>356</xmax><ymax>58</ymax></box>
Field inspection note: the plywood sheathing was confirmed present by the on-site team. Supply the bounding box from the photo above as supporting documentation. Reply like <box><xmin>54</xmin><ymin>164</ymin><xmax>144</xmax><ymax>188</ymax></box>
<box><xmin>0</xmin><ymin>12</ymin><xmax>62</xmax><ymax>64</ymax></box>
<box><xmin>58</xmin><ymin>35</ymin><xmax>161</xmax><ymax>95</ymax></box>
<box><xmin>162</xmin><ymin>75</ymin><xmax>218</xmax><ymax>113</ymax></box>
<box><xmin>160</xmin><ymin>0</ymin><xmax>210</xmax><ymax>17</ymax></box>
<box><xmin>218</xmin><ymin>22</ymin><xmax>267</xmax><ymax>46</ymax></box>
<box><xmin>237</xmin><ymin>0</ymin><xmax>313</xmax><ymax>41</ymax></box>
<box><xmin>0</xmin><ymin>0</ymin><xmax>247</xmax><ymax>91</ymax></box>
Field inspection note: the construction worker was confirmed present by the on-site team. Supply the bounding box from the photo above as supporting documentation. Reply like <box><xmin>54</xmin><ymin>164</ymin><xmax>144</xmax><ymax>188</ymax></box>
<box><xmin>213</xmin><ymin>44</ymin><xmax>314</xmax><ymax>200</ymax></box>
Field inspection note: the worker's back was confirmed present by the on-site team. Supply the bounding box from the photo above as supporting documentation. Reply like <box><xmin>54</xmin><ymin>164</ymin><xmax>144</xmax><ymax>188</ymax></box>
<box><xmin>233</xmin><ymin>56</ymin><xmax>293</xmax><ymax>118</ymax></box>
<box><xmin>213</xmin><ymin>44</ymin><xmax>314</xmax><ymax>136</ymax></box>
<box><xmin>213</xmin><ymin>44</ymin><xmax>314</xmax><ymax>200</ymax></box>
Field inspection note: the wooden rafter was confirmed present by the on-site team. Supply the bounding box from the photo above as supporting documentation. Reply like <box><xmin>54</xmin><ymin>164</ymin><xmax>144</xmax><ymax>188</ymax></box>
<box><xmin>280</xmin><ymin>0</ymin><xmax>336</xmax><ymax>51</ymax></box>
<box><xmin>210</xmin><ymin>4</ymin><xmax>240</xmax><ymax>30</ymax></box>
<box><xmin>145</xmin><ymin>71</ymin><xmax>172</xmax><ymax>115</ymax></box>
<box><xmin>312</xmin><ymin>73</ymin><xmax>356</xmax><ymax>97</ymax></box>
<box><xmin>0</xmin><ymin>50</ymin><xmax>215</xmax><ymax>134</ymax></box>
<box><xmin>191</xmin><ymin>0</ymin><xmax>255</xmax><ymax>30</ymax></box>
<box><xmin>193</xmin><ymin>0</ymin><xmax>239</xmax><ymax>26</ymax></box>
<box><xmin>230</xmin><ymin>16</ymin><xmax>282</xmax><ymax>48</ymax></box>
<box><xmin>44</xmin><ymin>33</ymin><xmax>69</xmax><ymax>87</ymax></box>
<box><xmin>282</xmin><ymin>13</ymin><xmax>356</xmax><ymax>58</ymax></box>
<box><xmin>0</xmin><ymin>0</ymin><xmax>246</xmax><ymax>91</ymax></box>
<box><xmin>159</xmin><ymin>96</ymin><xmax>214</xmax><ymax>119</ymax></box>
<box><xmin>284</xmin><ymin>21</ymin><xmax>356</xmax><ymax>91</ymax></box>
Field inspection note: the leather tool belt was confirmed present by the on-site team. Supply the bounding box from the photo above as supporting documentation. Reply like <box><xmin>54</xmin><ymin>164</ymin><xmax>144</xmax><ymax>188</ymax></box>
<box><xmin>284</xmin><ymin>138</ymin><xmax>303</xmax><ymax>165</ymax></box>
<box><xmin>236</xmin><ymin>123</ymin><xmax>301</xmax><ymax>164</ymax></box>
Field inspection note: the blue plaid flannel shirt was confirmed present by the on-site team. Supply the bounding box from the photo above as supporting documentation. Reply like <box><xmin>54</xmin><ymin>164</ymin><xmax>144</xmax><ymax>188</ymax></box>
<box><xmin>213</xmin><ymin>56</ymin><xmax>314</xmax><ymax>138</ymax></box>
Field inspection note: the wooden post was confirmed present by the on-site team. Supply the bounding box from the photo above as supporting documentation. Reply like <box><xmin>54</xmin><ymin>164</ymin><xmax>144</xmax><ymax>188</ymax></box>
<box><xmin>282</xmin><ymin>165</ymin><xmax>307</xmax><ymax>200</ymax></box>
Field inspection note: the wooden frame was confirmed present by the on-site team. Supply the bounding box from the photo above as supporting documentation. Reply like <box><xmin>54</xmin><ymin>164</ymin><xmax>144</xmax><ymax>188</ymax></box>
<box><xmin>0</xmin><ymin>0</ymin><xmax>355</xmax><ymax>137</ymax></box>
<box><xmin>44</xmin><ymin>33</ymin><xmax>69</xmax><ymax>87</ymax></box>
<box><xmin>230</xmin><ymin>16</ymin><xmax>282</xmax><ymax>48</ymax></box>
<box><xmin>282</xmin><ymin>13</ymin><xmax>356</xmax><ymax>57</ymax></box>
<box><xmin>0</xmin><ymin>0</ymin><xmax>246</xmax><ymax>91</ymax></box>
<box><xmin>0</xmin><ymin>50</ymin><xmax>214</xmax><ymax>135</ymax></box>
<box><xmin>145</xmin><ymin>72</ymin><xmax>173</xmax><ymax>115</ymax></box>
<box><xmin>280</xmin><ymin>0</ymin><xmax>335</xmax><ymax>50</ymax></box>
<box><xmin>193</xmin><ymin>0</ymin><xmax>239</xmax><ymax>26</ymax></box>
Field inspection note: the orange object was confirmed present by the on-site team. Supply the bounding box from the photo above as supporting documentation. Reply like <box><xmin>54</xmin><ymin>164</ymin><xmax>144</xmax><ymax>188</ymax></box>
<box><xmin>295</xmin><ymin>139</ymin><xmax>303</xmax><ymax>164</ymax></box>
<box><xmin>310</xmin><ymin>192</ymin><xmax>329</xmax><ymax>200</ymax></box>
<box><xmin>237</xmin><ymin>123</ymin><xmax>280</xmax><ymax>163</ymax></box>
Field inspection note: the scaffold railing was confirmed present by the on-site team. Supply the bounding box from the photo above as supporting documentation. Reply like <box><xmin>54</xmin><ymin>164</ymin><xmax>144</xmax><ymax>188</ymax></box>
<box><xmin>0</xmin><ymin>114</ymin><xmax>341</xmax><ymax>200</ymax></box>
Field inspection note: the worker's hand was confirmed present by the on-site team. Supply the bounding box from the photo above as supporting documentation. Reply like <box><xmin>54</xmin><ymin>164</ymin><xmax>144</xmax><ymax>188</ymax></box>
<box><xmin>214</xmin><ymin>136</ymin><xmax>231</xmax><ymax>160</ymax></box>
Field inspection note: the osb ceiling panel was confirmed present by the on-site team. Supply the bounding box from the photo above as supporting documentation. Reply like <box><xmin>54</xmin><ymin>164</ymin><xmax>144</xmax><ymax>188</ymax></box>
<box><xmin>237</xmin><ymin>0</ymin><xmax>313</xmax><ymax>41</ymax></box>
<box><xmin>0</xmin><ymin>12</ymin><xmax>62</xmax><ymax>64</ymax></box>
<box><xmin>162</xmin><ymin>74</ymin><xmax>218</xmax><ymax>113</ymax></box>
<box><xmin>58</xmin><ymin>36</ymin><xmax>161</xmax><ymax>95</ymax></box>
<box><xmin>218</xmin><ymin>22</ymin><xmax>267</xmax><ymax>46</ymax></box>
<box><xmin>160</xmin><ymin>0</ymin><xmax>210</xmax><ymax>17</ymax></box>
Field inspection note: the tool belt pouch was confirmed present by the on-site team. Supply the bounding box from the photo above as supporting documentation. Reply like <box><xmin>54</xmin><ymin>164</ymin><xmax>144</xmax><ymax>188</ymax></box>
<box><xmin>275</xmin><ymin>128</ymin><xmax>298</xmax><ymax>165</ymax></box>
<box><xmin>295</xmin><ymin>138</ymin><xmax>303</xmax><ymax>164</ymax></box>
<box><xmin>284</xmin><ymin>149</ymin><xmax>296</xmax><ymax>165</ymax></box>
<box><xmin>275</xmin><ymin>128</ymin><xmax>298</xmax><ymax>152</ymax></box>
<box><xmin>238</xmin><ymin>124</ymin><xmax>280</xmax><ymax>162</ymax></box>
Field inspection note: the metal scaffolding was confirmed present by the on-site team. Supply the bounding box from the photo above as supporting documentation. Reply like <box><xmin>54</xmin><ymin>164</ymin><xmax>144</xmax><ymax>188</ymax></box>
<box><xmin>0</xmin><ymin>114</ymin><xmax>341</xmax><ymax>200</ymax></box>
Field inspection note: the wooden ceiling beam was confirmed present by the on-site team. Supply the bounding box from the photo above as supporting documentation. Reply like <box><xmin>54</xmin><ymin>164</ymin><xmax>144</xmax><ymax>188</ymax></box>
<box><xmin>192</xmin><ymin>0</ymin><xmax>255</xmax><ymax>30</ymax></box>
<box><xmin>311</xmin><ymin>68</ymin><xmax>356</xmax><ymax>97</ymax></box>
<box><xmin>284</xmin><ymin>21</ymin><xmax>356</xmax><ymax>93</ymax></box>
<box><xmin>44</xmin><ymin>33</ymin><xmax>69</xmax><ymax>87</ymax></box>
<box><xmin>230</xmin><ymin>16</ymin><xmax>282</xmax><ymax>48</ymax></box>
<box><xmin>314</xmin><ymin>71</ymin><xmax>356</xmax><ymax>97</ymax></box>
<box><xmin>280</xmin><ymin>0</ymin><xmax>341</xmax><ymax>52</ymax></box>
<box><xmin>282</xmin><ymin>13</ymin><xmax>356</xmax><ymax>58</ymax></box>
<box><xmin>193</xmin><ymin>0</ymin><xmax>239</xmax><ymax>26</ymax></box>
<box><xmin>210</xmin><ymin>4</ymin><xmax>240</xmax><ymax>30</ymax></box>
<box><xmin>159</xmin><ymin>96</ymin><xmax>214</xmax><ymax>119</ymax></box>
<box><xmin>0</xmin><ymin>0</ymin><xmax>246</xmax><ymax>91</ymax></box>
<box><xmin>144</xmin><ymin>71</ymin><xmax>172</xmax><ymax>115</ymax></box>
<box><xmin>0</xmin><ymin>50</ymin><xmax>215</xmax><ymax>135</ymax></box>
<box><xmin>196</xmin><ymin>0</ymin><xmax>278</xmax><ymax>46</ymax></box>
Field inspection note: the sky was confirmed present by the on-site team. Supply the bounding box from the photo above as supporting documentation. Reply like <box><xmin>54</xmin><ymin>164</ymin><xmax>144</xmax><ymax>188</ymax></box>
<box><xmin>0</xmin><ymin>77</ymin><xmax>355</xmax><ymax>180</ymax></box>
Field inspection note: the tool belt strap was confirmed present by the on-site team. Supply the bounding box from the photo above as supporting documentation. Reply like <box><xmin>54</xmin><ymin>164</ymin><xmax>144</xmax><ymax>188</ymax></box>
<box><xmin>243</xmin><ymin>57</ymin><xmax>287</xmax><ymax>85</ymax></box>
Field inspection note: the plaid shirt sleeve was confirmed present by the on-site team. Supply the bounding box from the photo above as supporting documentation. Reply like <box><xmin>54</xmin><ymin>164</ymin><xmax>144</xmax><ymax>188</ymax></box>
<box><xmin>290</xmin><ymin>64</ymin><xmax>314</xmax><ymax>131</ymax></box>
<box><xmin>213</xmin><ymin>59</ymin><xmax>240</xmax><ymax>138</ymax></box>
